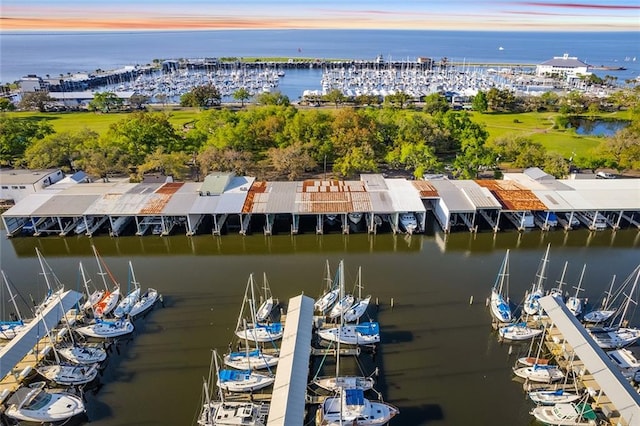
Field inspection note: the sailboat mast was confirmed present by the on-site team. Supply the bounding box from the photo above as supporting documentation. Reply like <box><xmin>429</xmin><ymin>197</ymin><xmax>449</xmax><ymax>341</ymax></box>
<box><xmin>92</xmin><ymin>245</ymin><xmax>110</xmax><ymax>291</ymax></box>
<box><xmin>1</xmin><ymin>270</ymin><xmax>23</xmax><ymax>322</ymax></box>
<box><xmin>534</xmin><ymin>243</ymin><xmax>551</xmax><ymax>292</ymax></box>
<box><xmin>618</xmin><ymin>266</ymin><xmax>640</xmax><ymax>328</ymax></box>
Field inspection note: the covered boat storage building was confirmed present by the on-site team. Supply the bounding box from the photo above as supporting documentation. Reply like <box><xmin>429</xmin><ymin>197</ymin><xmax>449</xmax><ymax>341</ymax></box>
<box><xmin>539</xmin><ymin>295</ymin><xmax>640</xmax><ymax>426</ymax></box>
<box><xmin>2</xmin><ymin>168</ymin><xmax>639</xmax><ymax>237</ymax></box>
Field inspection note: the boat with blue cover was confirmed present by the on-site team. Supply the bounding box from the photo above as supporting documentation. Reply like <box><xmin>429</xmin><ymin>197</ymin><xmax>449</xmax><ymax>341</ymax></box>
<box><xmin>216</xmin><ymin>367</ymin><xmax>274</xmax><ymax>393</ymax></box>
<box><xmin>318</xmin><ymin>321</ymin><xmax>380</xmax><ymax>346</ymax></box>
<box><xmin>489</xmin><ymin>250</ymin><xmax>512</xmax><ymax>323</ymax></box>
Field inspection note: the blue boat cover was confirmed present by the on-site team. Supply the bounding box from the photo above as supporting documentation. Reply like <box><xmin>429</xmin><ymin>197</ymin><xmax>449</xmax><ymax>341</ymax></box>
<box><xmin>258</xmin><ymin>322</ymin><xmax>282</xmax><ymax>334</ymax></box>
<box><xmin>219</xmin><ymin>369</ymin><xmax>249</xmax><ymax>382</ymax></box>
<box><xmin>0</xmin><ymin>320</ymin><xmax>23</xmax><ymax>326</ymax></box>
<box><xmin>229</xmin><ymin>349</ymin><xmax>261</xmax><ymax>358</ymax></box>
<box><xmin>355</xmin><ymin>322</ymin><xmax>379</xmax><ymax>335</ymax></box>
<box><xmin>345</xmin><ymin>389</ymin><xmax>365</xmax><ymax>406</ymax></box>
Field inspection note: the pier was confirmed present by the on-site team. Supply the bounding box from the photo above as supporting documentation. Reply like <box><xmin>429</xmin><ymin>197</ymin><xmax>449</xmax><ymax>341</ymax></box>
<box><xmin>528</xmin><ymin>295</ymin><xmax>640</xmax><ymax>425</ymax></box>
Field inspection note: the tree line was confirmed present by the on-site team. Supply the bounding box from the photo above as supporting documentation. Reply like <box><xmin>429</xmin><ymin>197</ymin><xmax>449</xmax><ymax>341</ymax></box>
<box><xmin>1</xmin><ymin>86</ymin><xmax>639</xmax><ymax>182</ymax></box>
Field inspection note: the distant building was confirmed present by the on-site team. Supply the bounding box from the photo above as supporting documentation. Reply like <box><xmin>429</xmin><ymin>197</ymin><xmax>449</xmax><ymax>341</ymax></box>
<box><xmin>0</xmin><ymin>169</ymin><xmax>64</xmax><ymax>202</ymax></box>
<box><xmin>19</xmin><ymin>75</ymin><xmax>49</xmax><ymax>93</ymax></box>
<box><xmin>536</xmin><ymin>53</ymin><xmax>590</xmax><ymax>80</ymax></box>
<box><xmin>48</xmin><ymin>91</ymin><xmax>135</xmax><ymax>109</ymax></box>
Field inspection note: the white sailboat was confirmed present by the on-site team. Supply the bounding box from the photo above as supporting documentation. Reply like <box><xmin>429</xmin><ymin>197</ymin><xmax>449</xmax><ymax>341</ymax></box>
<box><xmin>549</xmin><ymin>260</ymin><xmax>569</xmax><ymax>301</ymax></box>
<box><xmin>113</xmin><ymin>261</ymin><xmax>141</xmax><ymax>319</ymax></box>
<box><xmin>0</xmin><ymin>270</ymin><xmax>28</xmax><ymax>340</ymax></box>
<box><xmin>566</xmin><ymin>264</ymin><xmax>586</xmax><ymax>316</ymax></box>
<box><xmin>530</xmin><ymin>399</ymin><xmax>598</xmax><ymax>425</ymax></box>
<box><xmin>255</xmin><ymin>272</ymin><xmax>276</xmax><ymax>323</ymax></box>
<box><xmin>513</xmin><ymin>364</ymin><xmax>565</xmax><ymax>383</ymax></box>
<box><xmin>498</xmin><ymin>321</ymin><xmax>543</xmax><ymax>341</ymax></box>
<box><xmin>35</xmin><ymin>312</ymin><xmax>100</xmax><ymax>386</ymax></box>
<box><xmin>523</xmin><ymin>243</ymin><xmax>551</xmax><ymax>317</ymax></box>
<box><xmin>51</xmin><ymin>282</ymin><xmax>107</xmax><ymax>365</ymax></box>
<box><xmin>129</xmin><ymin>287</ymin><xmax>159</xmax><ymax>318</ymax></box>
<box><xmin>80</xmin><ymin>261</ymin><xmax>104</xmax><ymax>312</ymax></box>
<box><xmin>197</xmin><ymin>350</ymin><xmax>268</xmax><ymax>426</ymax></box>
<box><xmin>315</xmin><ymin>388</ymin><xmax>399</xmax><ymax>426</ymax></box>
<box><xmin>589</xmin><ymin>264</ymin><xmax>640</xmax><ymax>350</ymax></box>
<box><xmin>91</xmin><ymin>245</ymin><xmax>121</xmax><ymax>318</ymax></box>
<box><xmin>528</xmin><ymin>389</ymin><xmax>583</xmax><ymax>405</ymax></box>
<box><xmin>75</xmin><ymin>317</ymin><xmax>134</xmax><ymax>338</ymax></box>
<box><xmin>315</xmin><ymin>260</ymin><xmax>340</xmax><ymax>314</ymax></box>
<box><xmin>234</xmin><ymin>274</ymin><xmax>283</xmax><ymax>343</ymax></box>
<box><xmin>583</xmin><ymin>274</ymin><xmax>618</xmax><ymax>324</ymax></box>
<box><xmin>489</xmin><ymin>249</ymin><xmax>513</xmax><ymax>324</ymax></box>
<box><xmin>3</xmin><ymin>382</ymin><xmax>85</xmax><ymax>423</ymax></box>
<box><xmin>318</xmin><ymin>262</ymin><xmax>380</xmax><ymax>346</ymax></box>
<box><xmin>328</xmin><ymin>261</ymin><xmax>354</xmax><ymax>319</ymax></box>
<box><xmin>215</xmin><ymin>348</ymin><xmax>275</xmax><ymax>393</ymax></box>
<box><xmin>34</xmin><ymin>248</ymin><xmax>65</xmax><ymax>316</ymax></box>
<box><xmin>223</xmin><ymin>347</ymin><xmax>279</xmax><ymax>371</ymax></box>
<box><xmin>343</xmin><ymin>267</ymin><xmax>371</xmax><ymax>323</ymax></box>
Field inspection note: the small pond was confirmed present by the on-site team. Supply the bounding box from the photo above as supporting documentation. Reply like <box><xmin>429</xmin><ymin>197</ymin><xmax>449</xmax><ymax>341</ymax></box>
<box><xmin>569</xmin><ymin>118</ymin><xmax>629</xmax><ymax>136</ymax></box>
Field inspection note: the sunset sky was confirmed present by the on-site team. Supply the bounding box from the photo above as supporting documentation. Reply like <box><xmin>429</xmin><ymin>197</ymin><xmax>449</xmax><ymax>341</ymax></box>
<box><xmin>1</xmin><ymin>0</ymin><xmax>639</xmax><ymax>32</ymax></box>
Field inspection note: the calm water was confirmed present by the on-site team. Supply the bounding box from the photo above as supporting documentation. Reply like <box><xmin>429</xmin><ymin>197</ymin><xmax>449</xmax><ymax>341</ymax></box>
<box><xmin>2</xmin><ymin>30</ymin><xmax>639</xmax><ymax>89</ymax></box>
<box><xmin>1</xmin><ymin>225</ymin><xmax>639</xmax><ymax>425</ymax></box>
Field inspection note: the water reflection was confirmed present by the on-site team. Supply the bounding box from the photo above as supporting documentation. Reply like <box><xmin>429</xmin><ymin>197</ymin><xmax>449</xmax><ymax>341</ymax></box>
<box><xmin>1</xmin><ymin>228</ymin><xmax>638</xmax><ymax>425</ymax></box>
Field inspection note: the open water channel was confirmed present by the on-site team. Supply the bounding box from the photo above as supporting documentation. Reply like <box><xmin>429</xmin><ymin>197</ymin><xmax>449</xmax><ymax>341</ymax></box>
<box><xmin>1</xmin><ymin>224</ymin><xmax>639</xmax><ymax>425</ymax></box>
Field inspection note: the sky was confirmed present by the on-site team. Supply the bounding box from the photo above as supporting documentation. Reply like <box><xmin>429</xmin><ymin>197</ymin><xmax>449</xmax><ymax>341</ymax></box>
<box><xmin>1</xmin><ymin>0</ymin><xmax>639</xmax><ymax>32</ymax></box>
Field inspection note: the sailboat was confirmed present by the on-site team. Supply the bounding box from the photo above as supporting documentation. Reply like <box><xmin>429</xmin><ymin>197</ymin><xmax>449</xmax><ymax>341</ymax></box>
<box><xmin>489</xmin><ymin>249</ymin><xmax>513</xmax><ymax>324</ymax></box>
<box><xmin>0</xmin><ymin>270</ymin><xmax>28</xmax><ymax>340</ymax></box>
<box><xmin>318</xmin><ymin>263</ymin><xmax>380</xmax><ymax>346</ymax></box>
<box><xmin>53</xmin><ymin>272</ymin><xmax>107</xmax><ymax>365</ymax></box>
<box><xmin>328</xmin><ymin>261</ymin><xmax>355</xmax><ymax>320</ymax></box>
<box><xmin>523</xmin><ymin>243</ymin><xmax>551</xmax><ymax>317</ymax></box>
<box><xmin>315</xmin><ymin>260</ymin><xmax>340</xmax><ymax>314</ymax></box>
<box><xmin>215</xmin><ymin>349</ymin><xmax>275</xmax><ymax>393</ymax></box>
<box><xmin>530</xmin><ymin>398</ymin><xmax>598</xmax><ymax>425</ymax></box>
<box><xmin>35</xmin><ymin>310</ymin><xmax>100</xmax><ymax>386</ymax></box>
<box><xmin>91</xmin><ymin>245</ymin><xmax>121</xmax><ymax>318</ymax></box>
<box><xmin>76</xmin><ymin>317</ymin><xmax>134</xmax><ymax>339</ymax></box>
<box><xmin>588</xmin><ymin>265</ymin><xmax>640</xmax><ymax>350</ymax></box>
<box><xmin>34</xmin><ymin>248</ymin><xmax>65</xmax><ymax>316</ymax></box>
<box><xmin>315</xmin><ymin>314</ymin><xmax>397</xmax><ymax>426</ymax></box>
<box><xmin>255</xmin><ymin>272</ymin><xmax>276</xmax><ymax>323</ymax></box>
<box><xmin>343</xmin><ymin>267</ymin><xmax>371</xmax><ymax>323</ymax></box>
<box><xmin>113</xmin><ymin>261</ymin><xmax>141</xmax><ymax>319</ymax></box>
<box><xmin>583</xmin><ymin>274</ymin><xmax>618</xmax><ymax>324</ymax></box>
<box><xmin>197</xmin><ymin>350</ymin><xmax>269</xmax><ymax>426</ymax></box>
<box><xmin>234</xmin><ymin>274</ymin><xmax>283</xmax><ymax>343</ymax></box>
<box><xmin>566</xmin><ymin>264</ymin><xmax>586</xmax><ymax>316</ymax></box>
<box><xmin>549</xmin><ymin>260</ymin><xmax>569</xmax><ymax>301</ymax></box>
<box><xmin>129</xmin><ymin>287</ymin><xmax>159</xmax><ymax>318</ymax></box>
<box><xmin>3</xmin><ymin>381</ymin><xmax>85</xmax><ymax>423</ymax></box>
<box><xmin>316</xmin><ymin>388</ymin><xmax>398</xmax><ymax>425</ymax></box>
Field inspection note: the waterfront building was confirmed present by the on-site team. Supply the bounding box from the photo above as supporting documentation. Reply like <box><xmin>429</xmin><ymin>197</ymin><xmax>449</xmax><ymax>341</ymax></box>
<box><xmin>0</xmin><ymin>169</ymin><xmax>64</xmax><ymax>203</ymax></box>
<box><xmin>536</xmin><ymin>53</ymin><xmax>590</xmax><ymax>80</ymax></box>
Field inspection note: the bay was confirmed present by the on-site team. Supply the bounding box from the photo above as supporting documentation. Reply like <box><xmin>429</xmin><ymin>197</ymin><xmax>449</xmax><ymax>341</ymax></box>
<box><xmin>1</xmin><ymin>30</ymin><xmax>639</xmax><ymax>97</ymax></box>
<box><xmin>1</xmin><ymin>225</ymin><xmax>639</xmax><ymax>425</ymax></box>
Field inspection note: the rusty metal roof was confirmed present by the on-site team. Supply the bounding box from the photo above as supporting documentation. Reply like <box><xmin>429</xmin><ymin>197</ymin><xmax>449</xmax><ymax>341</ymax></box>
<box><xmin>475</xmin><ymin>180</ymin><xmax>547</xmax><ymax>210</ymax></box>
<box><xmin>412</xmin><ymin>180</ymin><xmax>439</xmax><ymax>198</ymax></box>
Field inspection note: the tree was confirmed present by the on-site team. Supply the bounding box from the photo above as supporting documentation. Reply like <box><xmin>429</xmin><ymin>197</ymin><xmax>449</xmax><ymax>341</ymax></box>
<box><xmin>128</xmin><ymin>94</ymin><xmax>149</xmax><ymax>110</ymax></box>
<box><xmin>543</xmin><ymin>152</ymin><xmax>570</xmax><ymax>178</ymax></box>
<box><xmin>0</xmin><ymin>97</ymin><xmax>15</xmax><ymax>112</ymax></box>
<box><xmin>0</xmin><ymin>116</ymin><xmax>54</xmax><ymax>165</ymax></box>
<box><xmin>88</xmin><ymin>91</ymin><xmax>123</xmax><ymax>112</ymax></box>
<box><xmin>324</xmin><ymin>89</ymin><xmax>347</xmax><ymax>108</ymax></box>
<box><xmin>24</xmin><ymin>128</ymin><xmax>98</xmax><ymax>172</ymax></box>
<box><xmin>105</xmin><ymin>112</ymin><xmax>184</xmax><ymax>166</ymax></box>
<box><xmin>75</xmin><ymin>137</ymin><xmax>130</xmax><ymax>181</ymax></box>
<box><xmin>254</xmin><ymin>91</ymin><xmax>290</xmax><ymax>106</ymax></box>
<box><xmin>18</xmin><ymin>91</ymin><xmax>52</xmax><ymax>112</ymax></box>
<box><xmin>181</xmin><ymin>83</ymin><xmax>221</xmax><ymax>108</ymax></box>
<box><xmin>233</xmin><ymin>88</ymin><xmax>252</xmax><ymax>107</ymax></box>
<box><xmin>596</xmin><ymin>120</ymin><xmax>640</xmax><ymax>171</ymax></box>
<box><xmin>384</xmin><ymin>92</ymin><xmax>412</xmax><ymax>109</ymax></box>
<box><xmin>472</xmin><ymin>91</ymin><xmax>488</xmax><ymax>113</ymax></box>
<box><xmin>266</xmin><ymin>142</ymin><xmax>317</xmax><ymax>180</ymax></box>
<box><xmin>423</xmin><ymin>93</ymin><xmax>450</xmax><ymax>115</ymax></box>
<box><xmin>138</xmin><ymin>147</ymin><xmax>191</xmax><ymax>180</ymax></box>
<box><xmin>197</xmin><ymin>146</ymin><xmax>254</xmax><ymax>176</ymax></box>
